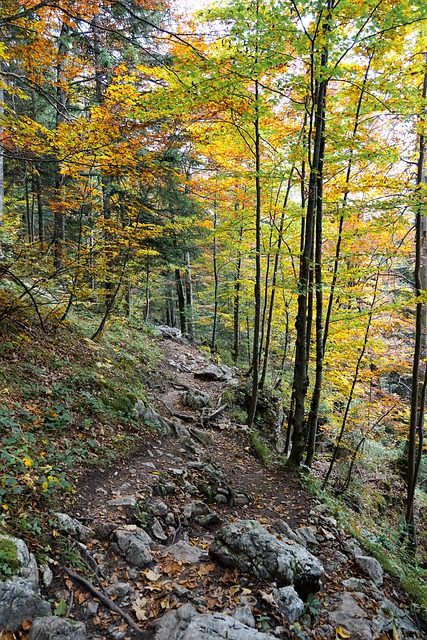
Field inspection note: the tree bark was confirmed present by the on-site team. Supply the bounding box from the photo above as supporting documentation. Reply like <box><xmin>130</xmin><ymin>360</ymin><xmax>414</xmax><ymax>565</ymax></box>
<box><xmin>53</xmin><ymin>23</ymin><xmax>69</xmax><ymax>271</ymax></box>
<box><xmin>0</xmin><ymin>61</ymin><xmax>4</xmax><ymax>259</ymax></box>
<box><xmin>232</xmin><ymin>224</ymin><xmax>243</xmax><ymax>364</ymax></box>
<box><xmin>404</xmin><ymin>62</ymin><xmax>427</xmax><ymax>546</ymax></box>
<box><xmin>185</xmin><ymin>251</ymin><xmax>194</xmax><ymax>338</ymax></box>
<box><xmin>289</xmin><ymin>1</ymin><xmax>332</xmax><ymax>466</ymax></box>
<box><xmin>247</xmin><ymin>79</ymin><xmax>262</xmax><ymax>428</ymax></box>
<box><xmin>175</xmin><ymin>268</ymin><xmax>187</xmax><ymax>333</ymax></box>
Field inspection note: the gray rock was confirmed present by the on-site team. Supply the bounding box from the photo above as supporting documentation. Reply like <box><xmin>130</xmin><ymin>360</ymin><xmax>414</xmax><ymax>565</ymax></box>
<box><xmin>183</xmin><ymin>501</ymin><xmax>221</xmax><ymax>528</ymax></box>
<box><xmin>141</xmin><ymin>461</ymin><xmax>157</xmax><ymax>470</ymax></box>
<box><xmin>182</xmin><ymin>390</ymin><xmax>211</xmax><ymax>409</ymax></box>
<box><xmin>151</xmin><ymin>500</ymin><xmax>168</xmax><ymax>516</ymax></box>
<box><xmin>194</xmin><ymin>365</ymin><xmax>227</xmax><ymax>381</ymax></box>
<box><xmin>0</xmin><ymin>580</ymin><xmax>51</xmax><ymax>632</ymax></box>
<box><xmin>53</xmin><ymin>513</ymin><xmax>94</xmax><ymax>543</ymax></box>
<box><xmin>134</xmin><ymin>400</ymin><xmax>170</xmax><ymax>431</ymax></box>
<box><xmin>210</xmin><ymin>520</ymin><xmax>324</xmax><ymax>598</ymax></box>
<box><xmin>189</xmin><ymin>428</ymin><xmax>213</xmax><ymax>446</ymax></box>
<box><xmin>342</xmin><ymin>538</ymin><xmax>364</xmax><ymax>559</ymax></box>
<box><xmin>274</xmin><ymin>520</ymin><xmax>301</xmax><ymax>544</ymax></box>
<box><xmin>328</xmin><ymin>592</ymin><xmax>372</xmax><ymax>640</ymax></box>
<box><xmin>152</xmin><ymin>518</ymin><xmax>168</xmax><ymax>541</ymax></box>
<box><xmin>113</xmin><ymin>526</ymin><xmax>153</xmax><ymax>567</ymax></box>
<box><xmin>105</xmin><ymin>582</ymin><xmax>132</xmax><ymax>598</ymax></box>
<box><xmin>376</xmin><ymin>598</ymin><xmax>420</xmax><ymax>635</ymax></box>
<box><xmin>272</xmin><ymin>586</ymin><xmax>304</xmax><ymax>623</ymax></box>
<box><xmin>234</xmin><ymin>494</ymin><xmax>250</xmax><ymax>506</ymax></box>
<box><xmin>107</xmin><ymin>495</ymin><xmax>137</xmax><ymax>507</ymax></box>
<box><xmin>153</xmin><ymin>603</ymin><xmax>275</xmax><ymax>640</ymax></box>
<box><xmin>218</xmin><ymin>365</ymin><xmax>239</xmax><ymax>383</ymax></box>
<box><xmin>354</xmin><ymin>554</ymin><xmax>384</xmax><ymax>586</ymax></box>
<box><xmin>183</xmin><ymin>501</ymin><xmax>212</xmax><ymax>519</ymax></box>
<box><xmin>164</xmin><ymin>513</ymin><xmax>176</xmax><ymax>526</ymax></box>
<box><xmin>342</xmin><ymin>577</ymin><xmax>367</xmax><ymax>591</ymax></box>
<box><xmin>183</xmin><ymin>481</ymin><xmax>199</xmax><ymax>495</ymax></box>
<box><xmin>167</xmin><ymin>540</ymin><xmax>208</xmax><ymax>564</ymax></box>
<box><xmin>295</xmin><ymin>527</ymin><xmax>319</xmax><ymax>549</ymax></box>
<box><xmin>29</xmin><ymin>616</ymin><xmax>86</xmax><ymax>640</ymax></box>
<box><xmin>156</xmin><ymin>325</ymin><xmax>182</xmax><ymax>340</ymax></box>
<box><xmin>95</xmin><ymin>522</ymin><xmax>117</xmax><ymax>540</ymax></box>
<box><xmin>40</xmin><ymin>564</ymin><xmax>53</xmax><ymax>588</ymax></box>
<box><xmin>232</xmin><ymin>605</ymin><xmax>256</xmax><ymax>628</ymax></box>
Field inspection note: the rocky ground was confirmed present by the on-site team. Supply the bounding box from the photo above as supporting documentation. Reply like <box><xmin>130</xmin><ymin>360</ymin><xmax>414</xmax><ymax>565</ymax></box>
<box><xmin>1</xmin><ymin>330</ymin><xmax>425</xmax><ymax>640</ymax></box>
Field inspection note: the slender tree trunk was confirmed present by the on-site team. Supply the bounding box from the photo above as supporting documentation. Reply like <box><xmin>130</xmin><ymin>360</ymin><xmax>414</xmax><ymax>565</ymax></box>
<box><xmin>211</xmin><ymin>208</ymin><xmax>219</xmax><ymax>351</ymax></box>
<box><xmin>405</xmin><ymin>63</ymin><xmax>427</xmax><ymax>546</ymax></box>
<box><xmin>305</xmin><ymin>108</ymin><xmax>326</xmax><ymax>466</ymax></box>
<box><xmin>185</xmin><ymin>251</ymin><xmax>194</xmax><ymax>338</ymax></box>
<box><xmin>53</xmin><ymin>23</ymin><xmax>69</xmax><ymax>271</ymax></box>
<box><xmin>0</xmin><ymin>62</ymin><xmax>4</xmax><ymax>260</ymax></box>
<box><xmin>35</xmin><ymin>166</ymin><xmax>45</xmax><ymax>243</ymax></box>
<box><xmin>166</xmin><ymin>278</ymin><xmax>176</xmax><ymax>327</ymax></box>
<box><xmin>323</xmin><ymin>272</ymin><xmax>379</xmax><ymax>488</ymax></box>
<box><xmin>289</xmin><ymin>77</ymin><xmax>328</xmax><ymax>465</ymax></box>
<box><xmin>289</xmin><ymin>2</ymin><xmax>332</xmax><ymax>466</ymax></box>
<box><xmin>144</xmin><ymin>258</ymin><xmax>150</xmax><ymax>321</ymax></box>
<box><xmin>260</xmin><ymin>172</ymin><xmax>294</xmax><ymax>389</ymax></box>
<box><xmin>127</xmin><ymin>283</ymin><xmax>134</xmax><ymax>319</ymax></box>
<box><xmin>247</xmin><ymin>79</ymin><xmax>262</xmax><ymax>428</ymax></box>
<box><xmin>233</xmin><ymin>224</ymin><xmax>243</xmax><ymax>364</ymax></box>
<box><xmin>175</xmin><ymin>268</ymin><xmax>187</xmax><ymax>334</ymax></box>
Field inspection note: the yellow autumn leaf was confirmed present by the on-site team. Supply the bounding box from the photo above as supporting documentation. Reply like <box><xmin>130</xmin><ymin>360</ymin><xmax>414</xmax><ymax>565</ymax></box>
<box><xmin>336</xmin><ymin>627</ymin><xmax>351</xmax><ymax>639</ymax></box>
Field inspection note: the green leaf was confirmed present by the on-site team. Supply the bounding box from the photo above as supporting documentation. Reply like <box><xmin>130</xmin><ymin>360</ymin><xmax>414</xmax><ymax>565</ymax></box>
<box><xmin>54</xmin><ymin>600</ymin><xmax>68</xmax><ymax>617</ymax></box>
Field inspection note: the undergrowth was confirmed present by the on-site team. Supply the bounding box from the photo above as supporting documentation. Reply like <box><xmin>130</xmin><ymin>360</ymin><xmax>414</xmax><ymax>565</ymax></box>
<box><xmin>0</xmin><ymin>291</ymin><xmax>161</xmax><ymax>542</ymax></box>
<box><xmin>300</xmin><ymin>451</ymin><xmax>427</xmax><ymax>628</ymax></box>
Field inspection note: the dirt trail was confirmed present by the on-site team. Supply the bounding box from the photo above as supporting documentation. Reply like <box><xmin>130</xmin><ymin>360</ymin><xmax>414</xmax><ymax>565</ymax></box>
<box><xmin>64</xmin><ymin>335</ymin><xmax>422</xmax><ymax>640</ymax></box>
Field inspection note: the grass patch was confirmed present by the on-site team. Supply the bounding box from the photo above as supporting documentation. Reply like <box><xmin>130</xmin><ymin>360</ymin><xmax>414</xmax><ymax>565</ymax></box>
<box><xmin>248</xmin><ymin>430</ymin><xmax>272</xmax><ymax>466</ymax></box>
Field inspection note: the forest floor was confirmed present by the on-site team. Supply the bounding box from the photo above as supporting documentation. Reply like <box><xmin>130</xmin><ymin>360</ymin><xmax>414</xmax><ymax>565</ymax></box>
<box><xmin>50</xmin><ymin>332</ymin><xmax>424</xmax><ymax>640</ymax></box>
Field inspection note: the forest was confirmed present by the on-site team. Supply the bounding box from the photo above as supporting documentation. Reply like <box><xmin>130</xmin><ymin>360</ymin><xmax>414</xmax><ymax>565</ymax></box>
<box><xmin>2</xmin><ymin>0</ymin><xmax>427</xmax><ymax>615</ymax></box>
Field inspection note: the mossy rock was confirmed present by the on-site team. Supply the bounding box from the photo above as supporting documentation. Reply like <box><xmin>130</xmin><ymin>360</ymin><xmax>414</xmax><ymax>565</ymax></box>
<box><xmin>0</xmin><ymin>537</ymin><xmax>20</xmax><ymax>578</ymax></box>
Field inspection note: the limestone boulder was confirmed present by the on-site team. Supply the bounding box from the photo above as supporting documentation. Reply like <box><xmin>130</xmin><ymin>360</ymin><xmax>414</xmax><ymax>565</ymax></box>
<box><xmin>153</xmin><ymin>603</ymin><xmax>275</xmax><ymax>640</ymax></box>
<box><xmin>0</xmin><ymin>580</ymin><xmax>51</xmax><ymax>632</ymax></box>
<box><xmin>28</xmin><ymin>616</ymin><xmax>86</xmax><ymax>640</ymax></box>
<box><xmin>113</xmin><ymin>526</ymin><xmax>153</xmax><ymax>567</ymax></box>
<box><xmin>210</xmin><ymin>520</ymin><xmax>324</xmax><ymax>598</ymax></box>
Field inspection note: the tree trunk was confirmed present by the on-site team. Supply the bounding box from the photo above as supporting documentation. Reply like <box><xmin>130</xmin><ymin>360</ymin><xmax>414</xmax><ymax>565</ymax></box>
<box><xmin>233</xmin><ymin>225</ymin><xmax>243</xmax><ymax>364</ymax></box>
<box><xmin>289</xmin><ymin>77</ymin><xmax>328</xmax><ymax>465</ymax></box>
<box><xmin>288</xmin><ymin>2</ymin><xmax>332</xmax><ymax>466</ymax></box>
<box><xmin>165</xmin><ymin>278</ymin><xmax>176</xmax><ymax>327</ymax></box>
<box><xmin>323</xmin><ymin>273</ymin><xmax>379</xmax><ymax>489</ymax></box>
<box><xmin>305</xmin><ymin>110</ymin><xmax>326</xmax><ymax>466</ymax></box>
<box><xmin>247</xmin><ymin>79</ymin><xmax>262</xmax><ymax>428</ymax></box>
<box><xmin>404</xmin><ymin>62</ymin><xmax>427</xmax><ymax>546</ymax></box>
<box><xmin>211</xmin><ymin>209</ymin><xmax>219</xmax><ymax>351</ymax></box>
<box><xmin>260</xmin><ymin>172</ymin><xmax>294</xmax><ymax>389</ymax></box>
<box><xmin>35</xmin><ymin>166</ymin><xmax>45</xmax><ymax>243</ymax></box>
<box><xmin>175</xmin><ymin>268</ymin><xmax>187</xmax><ymax>333</ymax></box>
<box><xmin>53</xmin><ymin>23</ymin><xmax>69</xmax><ymax>271</ymax></box>
<box><xmin>0</xmin><ymin>62</ymin><xmax>4</xmax><ymax>260</ymax></box>
<box><xmin>185</xmin><ymin>251</ymin><xmax>194</xmax><ymax>338</ymax></box>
